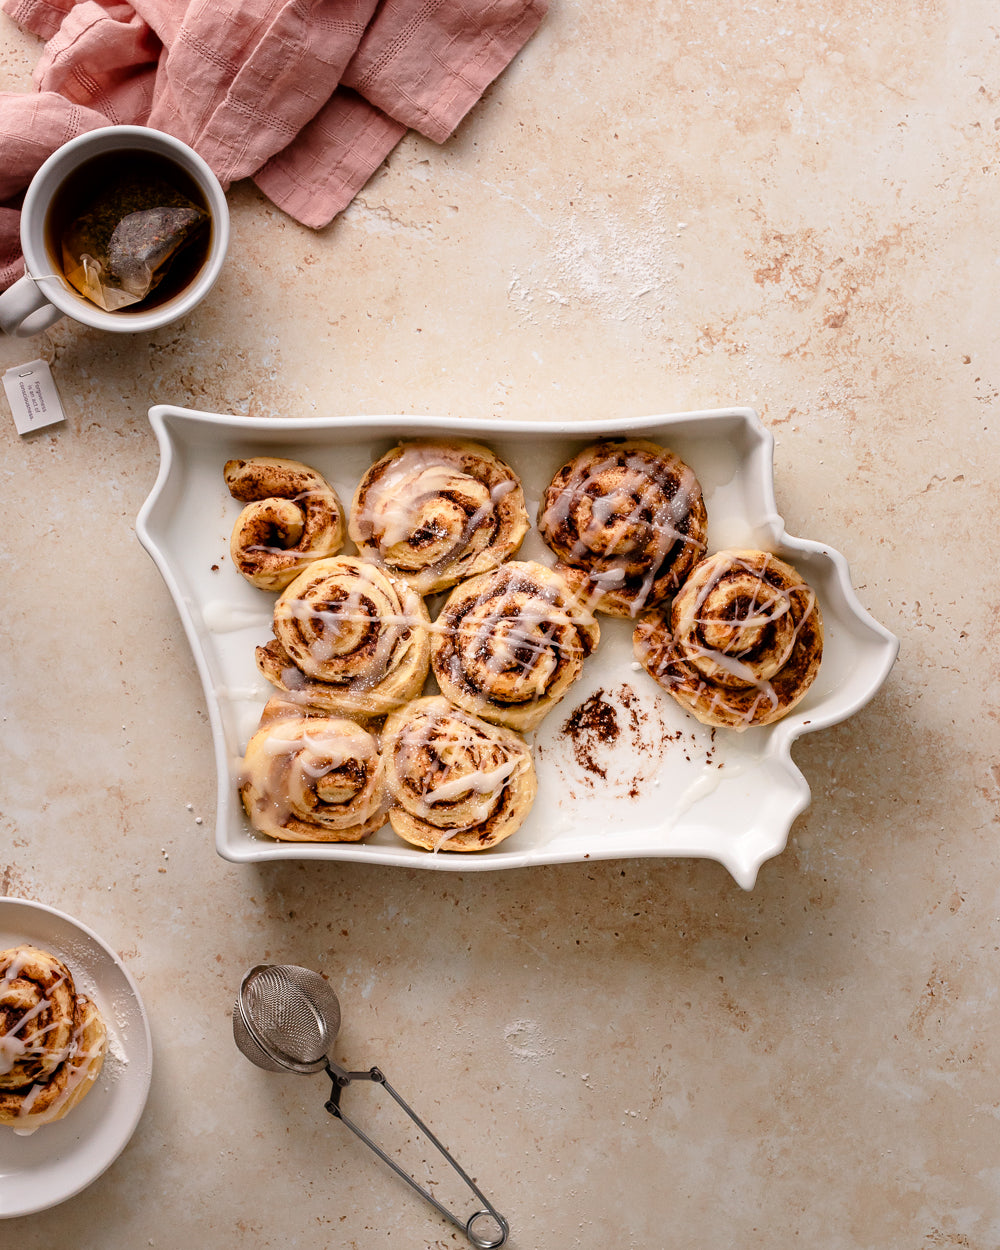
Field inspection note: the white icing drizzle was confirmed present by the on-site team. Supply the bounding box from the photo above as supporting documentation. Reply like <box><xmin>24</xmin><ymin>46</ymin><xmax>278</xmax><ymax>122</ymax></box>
<box><xmin>259</xmin><ymin>726</ymin><xmax>376</xmax><ymax>770</ymax></box>
<box><xmin>437</xmin><ymin>570</ymin><xmax>596</xmax><ymax>707</ymax></box>
<box><xmin>392</xmin><ymin>707</ymin><xmax>528</xmax><ymax>838</ymax></box>
<box><xmin>673</xmin><ymin>763</ymin><xmax>746</xmax><ymax>817</ymax></box>
<box><xmin>0</xmin><ymin>1032</ymin><xmax>27</xmax><ymax>1076</ymax></box>
<box><xmin>242</xmin><ymin>718</ymin><xmax>384</xmax><ymax>839</ymax></box>
<box><xmin>354</xmin><ymin>445</ymin><xmax>521</xmax><ymax>583</ymax></box>
<box><xmin>1</xmin><ymin>952</ymin><xmax>105</xmax><ymax>1133</ymax></box>
<box><xmin>13</xmin><ymin>998</ymin><xmax>104</xmax><ymax>1133</ymax></box>
<box><xmin>419</xmin><ymin>757</ymin><xmax>520</xmax><ymax>806</ymax></box>
<box><xmin>372</xmin><ymin>461</ymin><xmax>470</xmax><ymax>547</ymax></box>
<box><xmin>0</xmin><ymin>972</ymin><xmax>69</xmax><ymax>1076</ymax></box>
<box><xmin>681</xmin><ymin>643</ymin><xmax>781</xmax><ymax>713</ymax></box>
<box><xmin>278</xmin><ymin>570</ymin><xmax>419</xmax><ymax>689</ymax></box>
<box><xmin>659</xmin><ymin>552</ymin><xmax>820</xmax><ymax>727</ymax></box>
<box><xmin>541</xmin><ymin>444</ymin><xmax>706</xmax><ymax>613</ymax></box>
<box><xmin>202</xmin><ymin>601</ymin><xmax>273</xmax><ymax>634</ymax></box>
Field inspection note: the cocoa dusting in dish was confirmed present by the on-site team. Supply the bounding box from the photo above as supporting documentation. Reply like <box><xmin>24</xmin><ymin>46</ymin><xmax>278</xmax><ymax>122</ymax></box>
<box><xmin>560</xmin><ymin>688</ymin><xmax>620</xmax><ymax>779</ymax></box>
<box><xmin>617</xmin><ymin>682</ymin><xmax>645</xmax><ymax>738</ymax></box>
<box><xmin>553</xmin><ymin>680</ymin><xmax>719</xmax><ymax>800</ymax></box>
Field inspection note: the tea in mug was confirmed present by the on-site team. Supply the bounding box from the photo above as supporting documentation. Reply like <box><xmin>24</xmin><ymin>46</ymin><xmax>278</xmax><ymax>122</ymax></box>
<box><xmin>45</xmin><ymin>150</ymin><xmax>212</xmax><ymax>313</ymax></box>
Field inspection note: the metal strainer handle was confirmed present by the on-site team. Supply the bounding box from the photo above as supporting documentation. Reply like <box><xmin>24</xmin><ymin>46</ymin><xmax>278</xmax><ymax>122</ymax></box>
<box><xmin>233</xmin><ymin>963</ymin><xmax>509</xmax><ymax>1249</ymax></box>
<box><xmin>326</xmin><ymin>1061</ymin><xmax>508</xmax><ymax>1249</ymax></box>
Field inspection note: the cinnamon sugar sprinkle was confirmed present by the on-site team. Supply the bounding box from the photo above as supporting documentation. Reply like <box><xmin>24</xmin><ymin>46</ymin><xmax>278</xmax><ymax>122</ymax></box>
<box><xmin>552</xmin><ymin>682</ymin><xmax>719</xmax><ymax>797</ymax></box>
<box><xmin>560</xmin><ymin>689</ymin><xmax>620</xmax><ymax>779</ymax></box>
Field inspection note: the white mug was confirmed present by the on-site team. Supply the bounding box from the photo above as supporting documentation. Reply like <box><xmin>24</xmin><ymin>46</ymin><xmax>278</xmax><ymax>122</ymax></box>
<box><xmin>0</xmin><ymin>125</ymin><xmax>230</xmax><ymax>337</ymax></box>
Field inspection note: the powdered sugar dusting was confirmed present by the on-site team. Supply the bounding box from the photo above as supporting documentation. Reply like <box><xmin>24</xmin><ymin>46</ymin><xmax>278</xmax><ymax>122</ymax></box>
<box><xmin>508</xmin><ymin>192</ymin><xmax>682</xmax><ymax>326</ymax></box>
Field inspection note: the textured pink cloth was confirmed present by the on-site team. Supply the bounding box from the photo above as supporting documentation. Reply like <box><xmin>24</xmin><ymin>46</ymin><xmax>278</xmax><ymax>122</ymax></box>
<box><xmin>0</xmin><ymin>0</ymin><xmax>547</xmax><ymax>288</ymax></box>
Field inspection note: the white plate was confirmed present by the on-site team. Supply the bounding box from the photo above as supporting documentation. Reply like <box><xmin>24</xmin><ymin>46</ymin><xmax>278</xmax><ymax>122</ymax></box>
<box><xmin>137</xmin><ymin>405</ymin><xmax>898</xmax><ymax>888</ymax></box>
<box><xmin>0</xmin><ymin>898</ymin><xmax>152</xmax><ymax>1218</ymax></box>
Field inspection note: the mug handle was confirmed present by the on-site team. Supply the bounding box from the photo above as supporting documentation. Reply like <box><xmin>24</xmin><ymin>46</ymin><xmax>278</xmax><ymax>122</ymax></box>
<box><xmin>0</xmin><ymin>276</ymin><xmax>65</xmax><ymax>337</ymax></box>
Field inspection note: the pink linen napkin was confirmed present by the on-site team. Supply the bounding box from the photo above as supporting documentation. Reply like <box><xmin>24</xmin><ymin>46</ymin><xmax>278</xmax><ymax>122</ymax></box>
<box><xmin>0</xmin><ymin>0</ymin><xmax>547</xmax><ymax>289</ymax></box>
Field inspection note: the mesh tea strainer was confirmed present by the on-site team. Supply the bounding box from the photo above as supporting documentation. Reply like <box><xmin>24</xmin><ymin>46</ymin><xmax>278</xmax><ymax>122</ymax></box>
<box><xmin>233</xmin><ymin>963</ymin><xmax>509</xmax><ymax>1249</ymax></box>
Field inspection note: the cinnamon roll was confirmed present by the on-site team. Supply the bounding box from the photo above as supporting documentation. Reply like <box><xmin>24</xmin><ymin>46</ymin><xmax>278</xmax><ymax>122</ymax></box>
<box><xmin>256</xmin><ymin>556</ymin><xmax>431</xmax><ymax>722</ymax></box>
<box><xmin>430</xmin><ymin>560</ymin><xmax>600</xmax><ymax>732</ymax></box>
<box><xmin>348</xmin><ymin>440</ymin><xmax>529</xmax><ymax>594</ymax></box>
<box><xmin>225</xmin><ymin>456</ymin><xmax>346</xmax><ymax>591</ymax></box>
<box><xmin>633</xmin><ymin>549</ymin><xmax>824</xmax><ymax>730</ymax></box>
<box><xmin>240</xmin><ymin>699</ymin><xmax>387</xmax><ymax>842</ymax></box>
<box><xmin>0</xmin><ymin>945</ymin><xmax>107</xmax><ymax>1132</ymax></box>
<box><xmin>538</xmin><ymin>439</ymin><xmax>707</xmax><ymax>617</ymax></box>
<box><xmin>382</xmin><ymin>696</ymin><xmax>537</xmax><ymax>851</ymax></box>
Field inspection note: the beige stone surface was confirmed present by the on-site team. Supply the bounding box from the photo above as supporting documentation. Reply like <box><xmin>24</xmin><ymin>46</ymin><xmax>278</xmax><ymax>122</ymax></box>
<box><xmin>0</xmin><ymin>1</ymin><xmax>996</xmax><ymax>1245</ymax></box>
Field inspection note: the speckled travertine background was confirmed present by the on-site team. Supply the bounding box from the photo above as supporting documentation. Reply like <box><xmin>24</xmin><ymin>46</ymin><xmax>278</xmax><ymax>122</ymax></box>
<box><xmin>1</xmin><ymin>1</ymin><xmax>997</xmax><ymax>1246</ymax></box>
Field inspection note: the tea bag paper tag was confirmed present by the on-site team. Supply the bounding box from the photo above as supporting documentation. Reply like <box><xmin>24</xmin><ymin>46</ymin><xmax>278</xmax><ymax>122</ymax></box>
<box><xmin>3</xmin><ymin>359</ymin><xmax>66</xmax><ymax>435</ymax></box>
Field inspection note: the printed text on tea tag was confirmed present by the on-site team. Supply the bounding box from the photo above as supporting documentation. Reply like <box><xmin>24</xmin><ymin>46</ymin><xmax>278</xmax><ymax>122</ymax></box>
<box><xmin>3</xmin><ymin>359</ymin><xmax>66</xmax><ymax>435</ymax></box>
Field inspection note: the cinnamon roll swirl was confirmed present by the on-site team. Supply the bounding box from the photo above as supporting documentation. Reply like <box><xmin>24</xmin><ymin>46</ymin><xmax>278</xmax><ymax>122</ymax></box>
<box><xmin>240</xmin><ymin>699</ymin><xmax>387</xmax><ymax>842</ymax></box>
<box><xmin>256</xmin><ymin>556</ymin><xmax>431</xmax><ymax>722</ymax></box>
<box><xmin>0</xmin><ymin>945</ymin><xmax>107</xmax><ymax>1132</ymax></box>
<box><xmin>430</xmin><ymin>560</ymin><xmax>600</xmax><ymax>732</ymax></box>
<box><xmin>538</xmin><ymin>439</ymin><xmax>707</xmax><ymax>617</ymax></box>
<box><xmin>225</xmin><ymin>456</ymin><xmax>346</xmax><ymax>591</ymax></box>
<box><xmin>633</xmin><ymin>549</ymin><xmax>824</xmax><ymax>730</ymax></box>
<box><xmin>348</xmin><ymin>440</ymin><xmax>529</xmax><ymax>594</ymax></box>
<box><xmin>382</xmin><ymin>696</ymin><xmax>537</xmax><ymax>851</ymax></box>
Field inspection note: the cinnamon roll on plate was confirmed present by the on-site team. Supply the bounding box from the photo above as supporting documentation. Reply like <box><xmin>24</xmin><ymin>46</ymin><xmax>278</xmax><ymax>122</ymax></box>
<box><xmin>349</xmin><ymin>439</ymin><xmax>529</xmax><ymax>595</ymax></box>
<box><xmin>382</xmin><ymin>696</ymin><xmax>537</xmax><ymax>851</ymax></box>
<box><xmin>430</xmin><ymin>560</ymin><xmax>600</xmax><ymax>732</ymax></box>
<box><xmin>538</xmin><ymin>438</ymin><xmax>707</xmax><ymax>617</ymax></box>
<box><xmin>0</xmin><ymin>944</ymin><xmax>107</xmax><ymax>1132</ymax></box>
<box><xmin>633</xmin><ymin>549</ymin><xmax>824</xmax><ymax>730</ymax></box>
<box><xmin>225</xmin><ymin>456</ymin><xmax>346</xmax><ymax>591</ymax></box>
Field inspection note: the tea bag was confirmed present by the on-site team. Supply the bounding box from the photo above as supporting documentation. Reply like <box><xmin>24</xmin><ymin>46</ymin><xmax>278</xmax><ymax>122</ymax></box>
<box><xmin>61</xmin><ymin>173</ymin><xmax>209</xmax><ymax>312</ymax></box>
